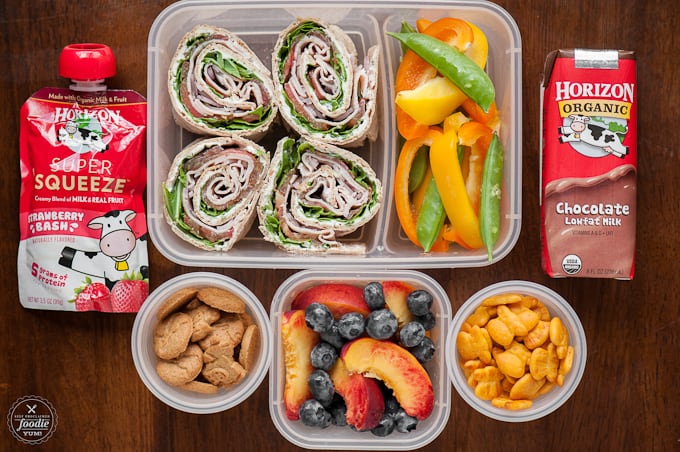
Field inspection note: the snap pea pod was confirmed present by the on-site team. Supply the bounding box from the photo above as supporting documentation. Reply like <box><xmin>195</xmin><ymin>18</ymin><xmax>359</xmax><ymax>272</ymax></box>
<box><xmin>398</xmin><ymin>21</ymin><xmax>417</xmax><ymax>53</ymax></box>
<box><xmin>387</xmin><ymin>31</ymin><xmax>495</xmax><ymax>112</ymax></box>
<box><xmin>408</xmin><ymin>146</ymin><xmax>429</xmax><ymax>193</ymax></box>
<box><xmin>479</xmin><ymin>133</ymin><xmax>504</xmax><ymax>261</ymax></box>
<box><xmin>416</xmin><ymin>175</ymin><xmax>446</xmax><ymax>252</ymax></box>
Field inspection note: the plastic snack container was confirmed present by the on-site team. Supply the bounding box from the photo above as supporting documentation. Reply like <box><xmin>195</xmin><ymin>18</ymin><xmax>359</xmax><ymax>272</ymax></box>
<box><xmin>446</xmin><ymin>280</ymin><xmax>587</xmax><ymax>422</ymax></box>
<box><xmin>269</xmin><ymin>269</ymin><xmax>451</xmax><ymax>450</ymax></box>
<box><xmin>131</xmin><ymin>272</ymin><xmax>272</xmax><ymax>414</ymax></box>
<box><xmin>146</xmin><ymin>0</ymin><xmax>522</xmax><ymax>269</ymax></box>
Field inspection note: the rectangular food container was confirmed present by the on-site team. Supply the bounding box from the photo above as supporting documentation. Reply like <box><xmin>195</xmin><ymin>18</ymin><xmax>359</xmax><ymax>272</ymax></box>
<box><xmin>269</xmin><ymin>269</ymin><xmax>451</xmax><ymax>450</ymax></box>
<box><xmin>147</xmin><ymin>0</ymin><xmax>522</xmax><ymax>268</ymax></box>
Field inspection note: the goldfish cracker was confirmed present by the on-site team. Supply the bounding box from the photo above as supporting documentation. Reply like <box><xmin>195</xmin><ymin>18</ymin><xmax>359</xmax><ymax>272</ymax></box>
<box><xmin>523</xmin><ymin>320</ymin><xmax>550</xmax><ymax>350</ymax></box>
<box><xmin>486</xmin><ymin>317</ymin><xmax>514</xmax><ymax>347</ymax></box>
<box><xmin>532</xmin><ymin>302</ymin><xmax>551</xmax><ymax>322</ymax></box>
<box><xmin>481</xmin><ymin>293</ymin><xmax>522</xmax><ymax>307</ymax></box>
<box><xmin>512</xmin><ymin>305</ymin><xmax>540</xmax><ymax>332</ymax></box>
<box><xmin>509</xmin><ymin>373</ymin><xmax>546</xmax><ymax>400</ymax></box>
<box><xmin>493</xmin><ymin>349</ymin><xmax>526</xmax><ymax>379</ymax></box>
<box><xmin>471</xmin><ymin>366</ymin><xmax>504</xmax><ymax>400</ymax></box>
<box><xmin>505</xmin><ymin>341</ymin><xmax>532</xmax><ymax>366</ymax></box>
<box><xmin>491</xmin><ymin>397</ymin><xmax>533</xmax><ymax>410</ymax></box>
<box><xmin>456</xmin><ymin>325</ymin><xmax>492</xmax><ymax>363</ymax></box>
<box><xmin>466</xmin><ymin>305</ymin><xmax>491</xmax><ymax>327</ymax></box>
<box><xmin>497</xmin><ymin>305</ymin><xmax>529</xmax><ymax>337</ymax></box>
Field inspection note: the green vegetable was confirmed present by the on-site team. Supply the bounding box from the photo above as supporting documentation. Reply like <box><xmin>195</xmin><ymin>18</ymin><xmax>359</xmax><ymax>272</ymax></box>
<box><xmin>398</xmin><ymin>21</ymin><xmax>417</xmax><ymax>53</ymax></box>
<box><xmin>387</xmin><ymin>31</ymin><xmax>495</xmax><ymax>112</ymax></box>
<box><xmin>416</xmin><ymin>175</ymin><xmax>446</xmax><ymax>252</ymax></box>
<box><xmin>479</xmin><ymin>133</ymin><xmax>504</xmax><ymax>261</ymax></box>
<box><xmin>408</xmin><ymin>146</ymin><xmax>429</xmax><ymax>193</ymax></box>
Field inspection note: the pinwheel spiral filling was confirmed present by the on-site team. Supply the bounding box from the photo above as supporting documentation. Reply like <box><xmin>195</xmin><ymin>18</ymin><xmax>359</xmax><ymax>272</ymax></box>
<box><xmin>178</xmin><ymin>34</ymin><xmax>272</xmax><ymax>125</ymax></box>
<box><xmin>274</xmin><ymin>152</ymin><xmax>373</xmax><ymax>244</ymax></box>
<box><xmin>182</xmin><ymin>145</ymin><xmax>264</xmax><ymax>242</ymax></box>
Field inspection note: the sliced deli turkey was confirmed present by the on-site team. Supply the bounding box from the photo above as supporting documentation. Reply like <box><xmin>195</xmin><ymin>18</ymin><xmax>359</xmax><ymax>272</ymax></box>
<box><xmin>272</xmin><ymin>18</ymin><xmax>379</xmax><ymax>147</ymax></box>
<box><xmin>257</xmin><ymin>136</ymin><xmax>383</xmax><ymax>254</ymax></box>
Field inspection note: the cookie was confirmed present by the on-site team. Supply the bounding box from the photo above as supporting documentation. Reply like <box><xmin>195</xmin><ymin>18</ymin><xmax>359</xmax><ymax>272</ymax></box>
<box><xmin>202</xmin><ymin>352</ymin><xmax>247</xmax><ymax>387</ymax></box>
<box><xmin>185</xmin><ymin>302</ymin><xmax>222</xmax><ymax>342</ymax></box>
<box><xmin>197</xmin><ymin>287</ymin><xmax>246</xmax><ymax>314</ymax></box>
<box><xmin>156</xmin><ymin>344</ymin><xmax>203</xmax><ymax>386</ymax></box>
<box><xmin>203</xmin><ymin>343</ymin><xmax>235</xmax><ymax>364</ymax></box>
<box><xmin>153</xmin><ymin>311</ymin><xmax>193</xmax><ymax>360</ymax></box>
<box><xmin>238</xmin><ymin>324</ymin><xmax>259</xmax><ymax>371</ymax></box>
<box><xmin>157</xmin><ymin>287</ymin><xmax>199</xmax><ymax>321</ymax></box>
<box><xmin>198</xmin><ymin>313</ymin><xmax>245</xmax><ymax>350</ymax></box>
<box><xmin>179</xmin><ymin>380</ymin><xmax>220</xmax><ymax>394</ymax></box>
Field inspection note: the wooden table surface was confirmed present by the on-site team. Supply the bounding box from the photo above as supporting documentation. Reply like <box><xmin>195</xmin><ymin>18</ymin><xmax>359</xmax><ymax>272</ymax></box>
<box><xmin>1</xmin><ymin>1</ymin><xmax>678</xmax><ymax>451</ymax></box>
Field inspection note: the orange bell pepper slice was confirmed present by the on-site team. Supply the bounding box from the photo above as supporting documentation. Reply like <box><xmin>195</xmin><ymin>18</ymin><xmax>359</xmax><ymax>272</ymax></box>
<box><xmin>462</xmin><ymin>98</ymin><xmax>499</xmax><ymax>127</ymax></box>
<box><xmin>394</xmin><ymin>128</ymin><xmax>442</xmax><ymax>248</ymax></box>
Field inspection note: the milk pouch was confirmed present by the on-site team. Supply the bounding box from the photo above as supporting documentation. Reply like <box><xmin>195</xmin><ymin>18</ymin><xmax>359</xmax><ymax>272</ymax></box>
<box><xmin>18</xmin><ymin>44</ymin><xmax>149</xmax><ymax>311</ymax></box>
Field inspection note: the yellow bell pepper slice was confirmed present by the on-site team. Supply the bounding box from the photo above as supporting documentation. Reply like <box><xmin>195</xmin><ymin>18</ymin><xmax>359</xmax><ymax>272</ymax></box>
<box><xmin>429</xmin><ymin>129</ymin><xmax>483</xmax><ymax>249</ymax></box>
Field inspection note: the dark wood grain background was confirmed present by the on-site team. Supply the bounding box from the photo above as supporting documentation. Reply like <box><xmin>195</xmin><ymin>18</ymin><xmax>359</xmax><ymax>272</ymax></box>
<box><xmin>1</xmin><ymin>1</ymin><xmax>678</xmax><ymax>451</ymax></box>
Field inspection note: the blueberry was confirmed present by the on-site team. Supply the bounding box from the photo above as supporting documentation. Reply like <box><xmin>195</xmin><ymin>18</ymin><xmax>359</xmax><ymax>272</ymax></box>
<box><xmin>399</xmin><ymin>321</ymin><xmax>426</xmax><ymax>348</ymax></box>
<box><xmin>310</xmin><ymin>341</ymin><xmax>338</xmax><ymax>370</ymax></box>
<box><xmin>337</xmin><ymin>312</ymin><xmax>365</xmax><ymax>340</ymax></box>
<box><xmin>383</xmin><ymin>395</ymin><xmax>401</xmax><ymax>417</ymax></box>
<box><xmin>363</xmin><ymin>282</ymin><xmax>385</xmax><ymax>310</ymax></box>
<box><xmin>393</xmin><ymin>409</ymin><xmax>419</xmax><ymax>433</ymax></box>
<box><xmin>414</xmin><ymin>311</ymin><xmax>436</xmax><ymax>330</ymax></box>
<box><xmin>409</xmin><ymin>336</ymin><xmax>435</xmax><ymax>363</ymax></box>
<box><xmin>308</xmin><ymin>369</ymin><xmax>335</xmax><ymax>406</ymax></box>
<box><xmin>328</xmin><ymin>398</ymin><xmax>348</xmax><ymax>426</ymax></box>
<box><xmin>305</xmin><ymin>302</ymin><xmax>334</xmax><ymax>333</ymax></box>
<box><xmin>406</xmin><ymin>290</ymin><xmax>433</xmax><ymax>316</ymax></box>
<box><xmin>365</xmin><ymin>309</ymin><xmax>398</xmax><ymax>340</ymax></box>
<box><xmin>370</xmin><ymin>413</ymin><xmax>395</xmax><ymax>437</ymax></box>
<box><xmin>319</xmin><ymin>320</ymin><xmax>345</xmax><ymax>349</ymax></box>
<box><xmin>298</xmin><ymin>399</ymin><xmax>332</xmax><ymax>428</ymax></box>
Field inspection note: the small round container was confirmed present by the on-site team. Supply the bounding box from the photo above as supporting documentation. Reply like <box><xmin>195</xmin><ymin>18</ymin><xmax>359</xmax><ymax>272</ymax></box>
<box><xmin>446</xmin><ymin>280</ymin><xmax>586</xmax><ymax>422</ymax></box>
<box><xmin>269</xmin><ymin>269</ymin><xmax>451</xmax><ymax>450</ymax></box>
<box><xmin>131</xmin><ymin>272</ymin><xmax>271</xmax><ymax>414</ymax></box>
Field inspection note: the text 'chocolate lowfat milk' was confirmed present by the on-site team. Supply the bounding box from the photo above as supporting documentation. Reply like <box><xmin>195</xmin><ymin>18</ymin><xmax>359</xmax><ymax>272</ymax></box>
<box><xmin>540</xmin><ymin>49</ymin><xmax>637</xmax><ymax>279</ymax></box>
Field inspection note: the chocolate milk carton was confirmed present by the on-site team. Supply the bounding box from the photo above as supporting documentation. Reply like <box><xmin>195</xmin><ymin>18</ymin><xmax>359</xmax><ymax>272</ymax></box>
<box><xmin>540</xmin><ymin>49</ymin><xmax>637</xmax><ymax>279</ymax></box>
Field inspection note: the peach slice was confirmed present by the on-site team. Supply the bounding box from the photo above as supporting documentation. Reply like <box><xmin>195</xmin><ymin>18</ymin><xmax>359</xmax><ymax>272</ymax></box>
<box><xmin>291</xmin><ymin>283</ymin><xmax>371</xmax><ymax>319</ymax></box>
<box><xmin>281</xmin><ymin>309</ymin><xmax>319</xmax><ymax>420</ymax></box>
<box><xmin>329</xmin><ymin>358</ymin><xmax>385</xmax><ymax>431</ymax></box>
<box><xmin>341</xmin><ymin>337</ymin><xmax>434</xmax><ymax>420</ymax></box>
<box><xmin>382</xmin><ymin>280</ymin><xmax>416</xmax><ymax>328</ymax></box>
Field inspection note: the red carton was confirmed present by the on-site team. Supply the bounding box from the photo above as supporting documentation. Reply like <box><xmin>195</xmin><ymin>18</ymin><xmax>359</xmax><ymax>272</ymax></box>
<box><xmin>540</xmin><ymin>49</ymin><xmax>637</xmax><ymax>279</ymax></box>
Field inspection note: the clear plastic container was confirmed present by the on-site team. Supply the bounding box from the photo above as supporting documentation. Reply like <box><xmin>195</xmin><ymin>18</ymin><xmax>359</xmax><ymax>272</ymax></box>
<box><xmin>147</xmin><ymin>0</ymin><xmax>521</xmax><ymax>268</ymax></box>
<box><xmin>445</xmin><ymin>280</ymin><xmax>587</xmax><ymax>422</ymax></box>
<box><xmin>131</xmin><ymin>272</ymin><xmax>272</xmax><ymax>414</ymax></box>
<box><xmin>269</xmin><ymin>269</ymin><xmax>451</xmax><ymax>450</ymax></box>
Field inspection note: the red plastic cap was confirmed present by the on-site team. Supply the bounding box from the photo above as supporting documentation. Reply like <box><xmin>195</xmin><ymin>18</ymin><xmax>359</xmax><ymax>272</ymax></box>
<box><xmin>59</xmin><ymin>43</ymin><xmax>116</xmax><ymax>80</ymax></box>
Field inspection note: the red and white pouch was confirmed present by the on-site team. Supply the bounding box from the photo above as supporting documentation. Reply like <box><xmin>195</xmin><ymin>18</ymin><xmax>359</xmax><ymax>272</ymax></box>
<box><xmin>18</xmin><ymin>44</ymin><xmax>149</xmax><ymax>311</ymax></box>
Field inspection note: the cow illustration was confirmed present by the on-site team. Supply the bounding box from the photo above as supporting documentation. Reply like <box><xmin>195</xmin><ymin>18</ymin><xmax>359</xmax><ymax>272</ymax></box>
<box><xmin>558</xmin><ymin>115</ymin><xmax>628</xmax><ymax>158</ymax></box>
<box><xmin>59</xmin><ymin>209</ymin><xmax>148</xmax><ymax>289</ymax></box>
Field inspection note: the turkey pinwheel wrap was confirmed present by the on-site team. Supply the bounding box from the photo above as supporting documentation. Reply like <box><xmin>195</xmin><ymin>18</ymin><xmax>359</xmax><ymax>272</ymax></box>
<box><xmin>272</xmin><ymin>19</ymin><xmax>380</xmax><ymax>147</ymax></box>
<box><xmin>168</xmin><ymin>25</ymin><xmax>277</xmax><ymax>139</ymax></box>
<box><xmin>257</xmin><ymin>136</ymin><xmax>383</xmax><ymax>254</ymax></box>
<box><xmin>163</xmin><ymin>135</ymin><xmax>270</xmax><ymax>251</ymax></box>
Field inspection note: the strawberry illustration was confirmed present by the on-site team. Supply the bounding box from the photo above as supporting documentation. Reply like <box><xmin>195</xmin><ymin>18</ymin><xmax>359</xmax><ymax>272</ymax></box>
<box><xmin>72</xmin><ymin>278</ymin><xmax>112</xmax><ymax>312</ymax></box>
<box><xmin>111</xmin><ymin>271</ymin><xmax>149</xmax><ymax>312</ymax></box>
